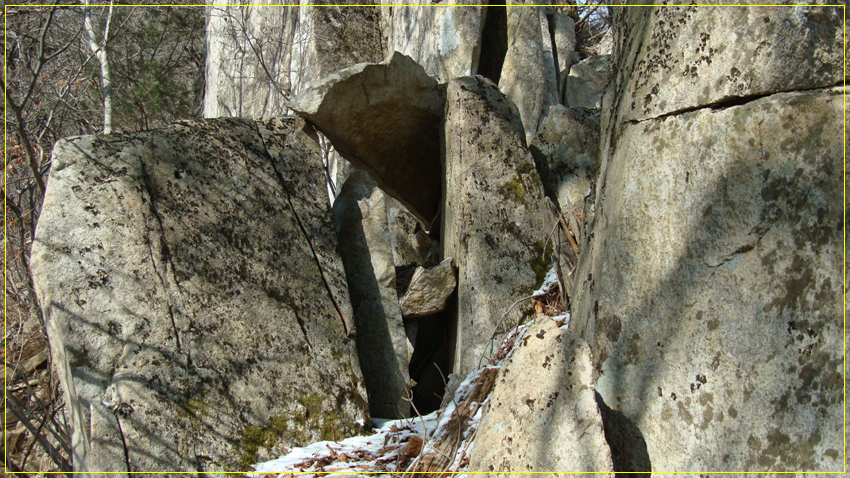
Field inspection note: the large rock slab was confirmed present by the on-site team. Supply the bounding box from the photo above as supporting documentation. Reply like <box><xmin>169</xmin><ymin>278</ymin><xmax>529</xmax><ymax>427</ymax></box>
<box><xmin>442</xmin><ymin>76</ymin><xmax>554</xmax><ymax>376</ymax></box>
<box><xmin>32</xmin><ymin>118</ymin><xmax>368</xmax><ymax>473</ymax></box>
<box><xmin>607</xmin><ymin>4</ymin><xmax>843</xmax><ymax>124</ymax></box>
<box><xmin>333</xmin><ymin>170</ymin><xmax>410</xmax><ymax>419</ymax></box>
<box><xmin>571</xmin><ymin>5</ymin><xmax>845</xmax><ymax>472</ymax></box>
<box><xmin>571</xmin><ymin>85</ymin><xmax>845</xmax><ymax>473</ymax></box>
<box><xmin>499</xmin><ymin>2</ymin><xmax>559</xmax><ymax>145</ymax></box>
<box><xmin>469</xmin><ymin>319</ymin><xmax>614</xmax><ymax>475</ymax></box>
<box><xmin>382</xmin><ymin>1</ymin><xmax>486</xmax><ymax>82</ymax></box>
<box><xmin>288</xmin><ymin>1</ymin><xmax>384</xmax><ymax>94</ymax></box>
<box><xmin>552</xmin><ymin>12</ymin><xmax>578</xmax><ymax>102</ymax></box>
<box><xmin>204</xmin><ymin>1</ymin><xmax>383</xmax><ymax>118</ymax></box>
<box><xmin>290</xmin><ymin>52</ymin><xmax>445</xmax><ymax>228</ymax></box>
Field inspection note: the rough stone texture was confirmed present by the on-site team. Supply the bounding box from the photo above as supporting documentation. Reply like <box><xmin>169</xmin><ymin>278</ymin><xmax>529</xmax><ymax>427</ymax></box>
<box><xmin>569</xmin><ymin>5</ymin><xmax>846</xmax><ymax>472</ymax></box>
<box><xmin>31</xmin><ymin>118</ymin><xmax>368</xmax><ymax>473</ymax></box>
<box><xmin>442</xmin><ymin>76</ymin><xmax>554</xmax><ymax>376</ymax></box>
<box><xmin>572</xmin><ymin>7</ymin><xmax>845</xmax><ymax>467</ymax></box>
<box><xmin>288</xmin><ymin>1</ymin><xmax>385</xmax><ymax>94</ymax></box>
<box><xmin>469</xmin><ymin>319</ymin><xmax>614</xmax><ymax>475</ymax></box>
<box><xmin>333</xmin><ymin>170</ymin><xmax>410</xmax><ymax>419</ymax></box>
<box><xmin>564</xmin><ymin>55</ymin><xmax>610</xmax><ymax>109</ymax></box>
<box><xmin>530</xmin><ymin>105</ymin><xmax>600</xmax><ymax>215</ymax></box>
<box><xmin>499</xmin><ymin>2</ymin><xmax>560</xmax><ymax>146</ymax></box>
<box><xmin>381</xmin><ymin>1</ymin><xmax>486</xmax><ymax>82</ymax></box>
<box><xmin>290</xmin><ymin>52</ymin><xmax>445</xmax><ymax>229</ymax></box>
<box><xmin>607</xmin><ymin>3</ymin><xmax>843</xmax><ymax>125</ymax></box>
<box><xmin>399</xmin><ymin>259</ymin><xmax>457</xmax><ymax>319</ymax></box>
<box><xmin>204</xmin><ymin>1</ymin><xmax>383</xmax><ymax>118</ymax></box>
<box><xmin>572</xmin><ymin>87</ymin><xmax>845</xmax><ymax>474</ymax></box>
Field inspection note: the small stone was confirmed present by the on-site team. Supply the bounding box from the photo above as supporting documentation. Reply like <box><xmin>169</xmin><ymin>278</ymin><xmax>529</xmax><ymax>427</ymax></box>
<box><xmin>400</xmin><ymin>259</ymin><xmax>457</xmax><ymax>319</ymax></box>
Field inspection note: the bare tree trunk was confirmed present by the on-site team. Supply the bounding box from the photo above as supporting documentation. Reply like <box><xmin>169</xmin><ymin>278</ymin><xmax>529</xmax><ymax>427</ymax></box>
<box><xmin>84</xmin><ymin>0</ymin><xmax>114</xmax><ymax>134</ymax></box>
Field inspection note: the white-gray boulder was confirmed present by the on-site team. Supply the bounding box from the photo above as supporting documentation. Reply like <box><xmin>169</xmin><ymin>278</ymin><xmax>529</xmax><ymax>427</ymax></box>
<box><xmin>32</xmin><ymin>118</ymin><xmax>368</xmax><ymax>473</ymax></box>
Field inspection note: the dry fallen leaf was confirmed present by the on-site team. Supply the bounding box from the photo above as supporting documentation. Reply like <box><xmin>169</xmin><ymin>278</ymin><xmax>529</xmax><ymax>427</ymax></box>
<box><xmin>406</xmin><ymin>435</ymin><xmax>423</xmax><ymax>458</ymax></box>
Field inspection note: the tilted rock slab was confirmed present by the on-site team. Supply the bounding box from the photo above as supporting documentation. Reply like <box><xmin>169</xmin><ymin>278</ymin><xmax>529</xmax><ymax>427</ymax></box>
<box><xmin>399</xmin><ymin>258</ymin><xmax>457</xmax><ymax>319</ymax></box>
<box><xmin>290</xmin><ymin>52</ymin><xmax>445</xmax><ymax>229</ymax></box>
<box><xmin>498</xmin><ymin>2</ymin><xmax>559</xmax><ymax>145</ymax></box>
<box><xmin>469</xmin><ymin>319</ymin><xmax>614</xmax><ymax>476</ymax></box>
<box><xmin>442</xmin><ymin>76</ymin><xmax>554</xmax><ymax>376</ymax></box>
<box><xmin>333</xmin><ymin>170</ymin><xmax>410</xmax><ymax>419</ymax></box>
<box><xmin>381</xmin><ymin>1</ymin><xmax>486</xmax><ymax>82</ymax></box>
<box><xmin>32</xmin><ymin>118</ymin><xmax>368</xmax><ymax>473</ymax></box>
<box><xmin>570</xmin><ymin>4</ymin><xmax>845</xmax><ymax>472</ymax></box>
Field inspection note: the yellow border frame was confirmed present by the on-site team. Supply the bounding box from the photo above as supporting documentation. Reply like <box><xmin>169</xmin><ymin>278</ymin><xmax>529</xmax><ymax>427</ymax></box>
<box><xmin>3</xmin><ymin>2</ymin><xmax>847</xmax><ymax>475</ymax></box>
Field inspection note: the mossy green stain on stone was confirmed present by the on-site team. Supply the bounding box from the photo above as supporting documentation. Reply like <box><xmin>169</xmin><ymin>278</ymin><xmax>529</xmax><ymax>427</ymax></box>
<box><xmin>529</xmin><ymin>241</ymin><xmax>553</xmax><ymax>291</ymax></box>
<box><xmin>235</xmin><ymin>392</ymin><xmax>356</xmax><ymax>471</ymax></box>
<box><xmin>500</xmin><ymin>175</ymin><xmax>528</xmax><ymax>204</ymax></box>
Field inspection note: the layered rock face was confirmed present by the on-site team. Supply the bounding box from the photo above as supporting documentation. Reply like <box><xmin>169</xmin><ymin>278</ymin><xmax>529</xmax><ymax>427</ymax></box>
<box><xmin>381</xmin><ymin>1</ymin><xmax>486</xmax><ymax>82</ymax></box>
<box><xmin>442</xmin><ymin>76</ymin><xmax>554</xmax><ymax>376</ymax></box>
<box><xmin>570</xmin><ymin>3</ymin><xmax>845</xmax><ymax>472</ymax></box>
<box><xmin>204</xmin><ymin>0</ymin><xmax>383</xmax><ymax>118</ymax></box>
<box><xmin>32</xmin><ymin>118</ymin><xmax>368</xmax><ymax>473</ymax></box>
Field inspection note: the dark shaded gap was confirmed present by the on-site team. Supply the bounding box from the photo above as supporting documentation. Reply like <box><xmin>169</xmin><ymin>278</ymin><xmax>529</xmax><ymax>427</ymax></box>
<box><xmin>408</xmin><ymin>304</ymin><xmax>454</xmax><ymax>415</ymax></box>
<box><xmin>595</xmin><ymin>392</ymin><xmax>652</xmax><ymax>477</ymax></box>
<box><xmin>546</xmin><ymin>13</ymin><xmax>561</xmax><ymax>98</ymax></box>
<box><xmin>477</xmin><ymin>4</ymin><xmax>508</xmax><ymax>84</ymax></box>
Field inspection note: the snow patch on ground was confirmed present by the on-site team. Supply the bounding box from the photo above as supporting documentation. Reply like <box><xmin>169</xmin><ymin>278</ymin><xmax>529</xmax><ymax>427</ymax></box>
<box><xmin>531</xmin><ymin>266</ymin><xmax>559</xmax><ymax>296</ymax></box>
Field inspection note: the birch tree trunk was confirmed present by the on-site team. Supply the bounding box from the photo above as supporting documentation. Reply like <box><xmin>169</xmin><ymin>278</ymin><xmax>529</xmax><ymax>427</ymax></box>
<box><xmin>84</xmin><ymin>0</ymin><xmax>114</xmax><ymax>134</ymax></box>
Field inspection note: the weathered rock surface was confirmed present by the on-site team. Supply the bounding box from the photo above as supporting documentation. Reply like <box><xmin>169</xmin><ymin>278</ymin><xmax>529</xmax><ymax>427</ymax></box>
<box><xmin>442</xmin><ymin>76</ymin><xmax>554</xmax><ymax>376</ymax></box>
<box><xmin>469</xmin><ymin>319</ymin><xmax>614</xmax><ymax>475</ymax></box>
<box><xmin>399</xmin><ymin>259</ymin><xmax>457</xmax><ymax>319</ymax></box>
<box><xmin>382</xmin><ymin>2</ymin><xmax>486</xmax><ymax>82</ymax></box>
<box><xmin>499</xmin><ymin>2</ymin><xmax>559</xmax><ymax>145</ymax></box>
<box><xmin>608</xmin><ymin>4</ymin><xmax>843</xmax><ymax>124</ymax></box>
<box><xmin>204</xmin><ymin>1</ymin><xmax>383</xmax><ymax>118</ymax></box>
<box><xmin>530</xmin><ymin>105</ymin><xmax>599</xmax><ymax>215</ymax></box>
<box><xmin>570</xmin><ymin>4</ymin><xmax>845</xmax><ymax>472</ymax></box>
<box><xmin>333</xmin><ymin>170</ymin><xmax>410</xmax><ymax>419</ymax></box>
<box><xmin>290</xmin><ymin>52</ymin><xmax>445</xmax><ymax>228</ymax></box>
<box><xmin>564</xmin><ymin>55</ymin><xmax>610</xmax><ymax>109</ymax></box>
<box><xmin>32</xmin><ymin>118</ymin><xmax>368</xmax><ymax>473</ymax></box>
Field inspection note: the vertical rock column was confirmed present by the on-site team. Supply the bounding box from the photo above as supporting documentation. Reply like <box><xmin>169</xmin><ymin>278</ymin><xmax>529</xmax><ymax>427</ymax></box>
<box><xmin>442</xmin><ymin>76</ymin><xmax>554</xmax><ymax>376</ymax></box>
<box><xmin>571</xmin><ymin>3</ymin><xmax>845</xmax><ymax>472</ymax></box>
<box><xmin>498</xmin><ymin>1</ymin><xmax>560</xmax><ymax>145</ymax></box>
